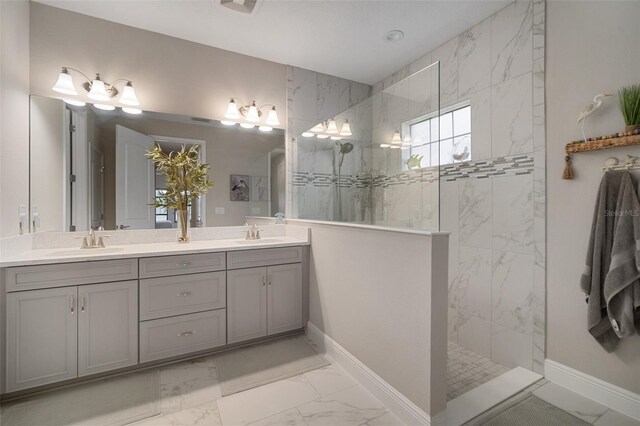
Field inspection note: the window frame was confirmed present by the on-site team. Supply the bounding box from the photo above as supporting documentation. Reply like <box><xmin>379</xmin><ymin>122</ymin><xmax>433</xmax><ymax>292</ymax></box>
<box><xmin>402</xmin><ymin>100</ymin><xmax>471</xmax><ymax>170</ymax></box>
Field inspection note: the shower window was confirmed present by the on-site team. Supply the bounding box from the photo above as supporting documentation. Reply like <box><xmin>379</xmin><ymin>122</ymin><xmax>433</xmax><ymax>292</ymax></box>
<box><xmin>406</xmin><ymin>103</ymin><xmax>471</xmax><ymax>168</ymax></box>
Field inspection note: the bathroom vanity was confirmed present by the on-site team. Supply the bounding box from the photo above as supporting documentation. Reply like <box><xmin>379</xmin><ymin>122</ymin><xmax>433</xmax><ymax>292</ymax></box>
<box><xmin>0</xmin><ymin>230</ymin><xmax>309</xmax><ymax>395</ymax></box>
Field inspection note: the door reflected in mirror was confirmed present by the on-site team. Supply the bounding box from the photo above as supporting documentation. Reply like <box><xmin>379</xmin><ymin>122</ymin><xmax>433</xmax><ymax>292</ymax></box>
<box><xmin>29</xmin><ymin>96</ymin><xmax>285</xmax><ymax>232</ymax></box>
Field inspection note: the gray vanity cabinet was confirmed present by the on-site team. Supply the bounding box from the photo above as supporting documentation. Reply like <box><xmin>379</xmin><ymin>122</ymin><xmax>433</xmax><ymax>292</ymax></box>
<box><xmin>267</xmin><ymin>263</ymin><xmax>303</xmax><ymax>335</ymax></box>
<box><xmin>6</xmin><ymin>280</ymin><xmax>138</xmax><ymax>392</ymax></box>
<box><xmin>6</xmin><ymin>287</ymin><xmax>78</xmax><ymax>392</ymax></box>
<box><xmin>227</xmin><ymin>267</ymin><xmax>268</xmax><ymax>344</ymax></box>
<box><xmin>227</xmin><ymin>263</ymin><xmax>303</xmax><ymax>344</ymax></box>
<box><xmin>78</xmin><ymin>281</ymin><xmax>138</xmax><ymax>377</ymax></box>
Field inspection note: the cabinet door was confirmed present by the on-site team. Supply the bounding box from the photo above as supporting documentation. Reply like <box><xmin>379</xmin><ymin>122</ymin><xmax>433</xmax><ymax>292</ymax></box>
<box><xmin>227</xmin><ymin>267</ymin><xmax>267</xmax><ymax>344</ymax></box>
<box><xmin>267</xmin><ymin>264</ymin><xmax>303</xmax><ymax>335</ymax></box>
<box><xmin>6</xmin><ymin>287</ymin><xmax>78</xmax><ymax>392</ymax></box>
<box><xmin>78</xmin><ymin>281</ymin><xmax>138</xmax><ymax>377</ymax></box>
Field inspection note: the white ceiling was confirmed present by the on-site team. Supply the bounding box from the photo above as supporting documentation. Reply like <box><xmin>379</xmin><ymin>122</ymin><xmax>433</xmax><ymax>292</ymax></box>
<box><xmin>35</xmin><ymin>0</ymin><xmax>509</xmax><ymax>85</ymax></box>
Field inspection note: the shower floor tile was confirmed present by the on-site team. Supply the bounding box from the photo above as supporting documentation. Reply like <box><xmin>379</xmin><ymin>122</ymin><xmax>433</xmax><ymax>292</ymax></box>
<box><xmin>447</xmin><ymin>342</ymin><xmax>510</xmax><ymax>401</ymax></box>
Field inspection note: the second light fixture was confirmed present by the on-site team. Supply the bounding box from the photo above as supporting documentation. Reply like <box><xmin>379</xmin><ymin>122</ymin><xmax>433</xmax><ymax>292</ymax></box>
<box><xmin>222</xmin><ymin>98</ymin><xmax>280</xmax><ymax>131</ymax></box>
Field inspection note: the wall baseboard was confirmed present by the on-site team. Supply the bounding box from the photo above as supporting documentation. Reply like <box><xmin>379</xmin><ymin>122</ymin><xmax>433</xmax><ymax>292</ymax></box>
<box><xmin>545</xmin><ymin>359</ymin><xmax>640</xmax><ymax>421</ymax></box>
<box><xmin>306</xmin><ymin>322</ymin><xmax>443</xmax><ymax>426</ymax></box>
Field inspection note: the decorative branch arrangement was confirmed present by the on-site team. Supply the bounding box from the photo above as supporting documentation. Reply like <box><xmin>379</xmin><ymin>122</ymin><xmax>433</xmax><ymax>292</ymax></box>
<box><xmin>146</xmin><ymin>145</ymin><xmax>213</xmax><ymax>242</ymax></box>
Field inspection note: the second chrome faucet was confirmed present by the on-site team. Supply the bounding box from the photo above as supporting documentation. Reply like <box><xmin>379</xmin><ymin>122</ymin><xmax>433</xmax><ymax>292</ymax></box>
<box><xmin>243</xmin><ymin>223</ymin><xmax>262</xmax><ymax>240</ymax></box>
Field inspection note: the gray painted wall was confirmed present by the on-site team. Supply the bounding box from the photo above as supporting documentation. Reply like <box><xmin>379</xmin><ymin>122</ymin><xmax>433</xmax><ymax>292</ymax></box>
<box><xmin>546</xmin><ymin>0</ymin><xmax>640</xmax><ymax>394</ymax></box>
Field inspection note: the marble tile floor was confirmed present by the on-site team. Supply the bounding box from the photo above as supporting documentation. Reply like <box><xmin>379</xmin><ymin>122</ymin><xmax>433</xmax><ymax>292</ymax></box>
<box><xmin>465</xmin><ymin>379</ymin><xmax>640</xmax><ymax>426</ymax></box>
<box><xmin>129</xmin><ymin>352</ymin><xmax>402</xmax><ymax>426</ymax></box>
<box><xmin>447</xmin><ymin>342</ymin><xmax>510</xmax><ymax>401</ymax></box>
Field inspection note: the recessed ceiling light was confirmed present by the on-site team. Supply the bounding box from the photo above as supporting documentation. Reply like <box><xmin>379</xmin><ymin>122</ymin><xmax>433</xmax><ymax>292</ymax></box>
<box><xmin>384</xmin><ymin>30</ymin><xmax>404</xmax><ymax>43</ymax></box>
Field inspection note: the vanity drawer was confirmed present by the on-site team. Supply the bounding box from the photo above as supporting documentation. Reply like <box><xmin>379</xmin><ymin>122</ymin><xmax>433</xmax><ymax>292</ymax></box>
<box><xmin>139</xmin><ymin>310</ymin><xmax>226</xmax><ymax>362</ymax></box>
<box><xmin>140</xmin><ymin>271</ymin><xmax>226</xmax><ymax>320</ymax></box>
<box><xmin>5</xmin><ymin>259</ymin><xmax>138</xmax><ymax>292</ymax></box>
<box><xmin>139</xmin><ymin>252</ymin><xmax>226</xmax><ymax>278</ymax></box>
<box><xmin>227</xmin><ymin>247</ymin><xmax>303</xmax><ymax>270</ymax></box>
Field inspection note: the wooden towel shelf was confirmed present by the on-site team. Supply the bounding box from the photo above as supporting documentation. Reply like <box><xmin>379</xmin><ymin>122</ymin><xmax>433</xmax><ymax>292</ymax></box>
<box><xmin>563</xmin><ymin>134</ymin><xmax>640</xmax><ymax>179</ymax></box>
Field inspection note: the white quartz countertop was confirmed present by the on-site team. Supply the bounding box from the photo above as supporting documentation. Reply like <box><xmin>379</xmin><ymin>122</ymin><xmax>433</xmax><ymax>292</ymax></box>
<box><xmin>0</xmin><ymin>236</ymin><xmax>309</xmax><ymax>268</ymax></box>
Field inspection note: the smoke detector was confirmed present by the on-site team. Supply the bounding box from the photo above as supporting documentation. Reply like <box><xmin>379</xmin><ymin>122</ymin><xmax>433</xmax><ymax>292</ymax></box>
<box><xmin>220</xmin><ymin>0</ymin><xmax>257</xmax><ymax>14</ymax></box>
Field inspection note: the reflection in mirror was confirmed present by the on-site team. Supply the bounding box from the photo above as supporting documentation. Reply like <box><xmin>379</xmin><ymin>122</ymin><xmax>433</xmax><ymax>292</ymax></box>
<box><xmin>29</xmin><ymin>96</ymin><xmax>285</xmax><ymax>232</ymax></box>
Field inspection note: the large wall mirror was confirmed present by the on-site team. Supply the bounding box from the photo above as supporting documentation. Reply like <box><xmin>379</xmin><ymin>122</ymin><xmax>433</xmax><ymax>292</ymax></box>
<box><xmin>30</xmin><ymin>96</ymin><xmax>285</xmax><ymax>232</ymax></box>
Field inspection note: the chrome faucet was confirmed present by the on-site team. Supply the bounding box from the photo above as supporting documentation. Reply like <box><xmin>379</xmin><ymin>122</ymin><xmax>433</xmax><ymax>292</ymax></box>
<box><xmin>77</xmin><ymin>227</ymin><xmax>111</xmax><ymax>249</ymax></box>
<box><xmin>242</xmin><ymin>223</ymin><xmax>262</xmax><ymax>240</ymax></box>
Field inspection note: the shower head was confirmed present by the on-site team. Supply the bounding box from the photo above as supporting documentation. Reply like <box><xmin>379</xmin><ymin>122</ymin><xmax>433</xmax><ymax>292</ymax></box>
<box><xmin>339</xmin><ymin>142</ymin><xmax>354</xmax><ymax>154</ymax></box>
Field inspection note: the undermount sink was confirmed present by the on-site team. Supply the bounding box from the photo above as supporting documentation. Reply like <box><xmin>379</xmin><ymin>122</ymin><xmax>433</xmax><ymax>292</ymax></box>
<box><xmin>47</xmin><ymin>247</ymin><xmax>124</xmax><ymax>257</ymax></box>
<box><xmin>233</xmin><ymin>238</ymin><xmax>286</xmax><ymax>245</ymax></box>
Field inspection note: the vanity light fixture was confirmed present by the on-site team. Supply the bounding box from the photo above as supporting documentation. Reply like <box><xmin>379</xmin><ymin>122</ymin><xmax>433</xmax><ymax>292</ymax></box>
<box><xmin>310</xmin><ymin>123</ymin><xmax>325</xmax><ymax>133</ymax></box>
<box><xmin>326</xmin><ymin>119</ymin><xmax>339</xmax><ymax>134</ymax></box>
<box><xmin>389</xmin><ymin>131</ymin><xmax>402</xmax><ymax>149</ymax></box>
<box><xmin>221</xmin><ymin>120</ymin><xmax>237</xmax><ymax>126</ymax></box>
<box><xmin>52</xmin><ymin>68</ymin><xmax>78</xmax><ymax>95</ymax></box>
<box><xmin>51</xmin><ymin>67</ymin><xmax>142</xmax><ymax>111</ymax></box>
<box><xmin>339</xmin><ymin>120</ymin><xmax>352</xmax><ymax>137</ymax></box>
<box><xmin>122</xmin><ymin>107</ymin><xmax>142</xmax><ymax>115</ymax></box>
<box><xmin>304</xmin><ymin>119</ymin><xmax>353</xmax><ymax>140</ymax></box>
<box><xmin>223</xmin><ymin>98</ymin><xmax>280</xmax><ymax>130</ymax></box>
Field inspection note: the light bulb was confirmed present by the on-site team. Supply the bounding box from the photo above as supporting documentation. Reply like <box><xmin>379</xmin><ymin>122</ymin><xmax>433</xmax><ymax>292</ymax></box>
<box><xmin>119</xmin><ymin>82</ymin><xmax>139</xmax><ymax>106</ymax></box>
<box><xmin>326</xmin><ymin>119</ymin><xmax>339</xmax><ymax>134</ymax></box>
<box><xmin>339</xmin><ymin>120</ymin><xmax>352</xmax><ymax>137</ymax></box>
<box><xmin>259</xmin><ymin>126</ymin><xmax>273</xmax><ymax>132</ymax></box>
<box><xmin>316</xmin><ymin>134</ymin><xmax>330</xmax><ymax>139</ymax></box>
<box><xmin>52</xmin><ymin>68</ymin><xmax>77</xmax><ymax>95</ymax></box>
<box><xmin>265</xmin><ymin>107</ymin><xmax>280</xmax><ymax>126</ymax></box>
<box><xmin>245</xmin><ymin>101</ymin><xmax>260</xmax><ymax>122</ymax></box>
<box><xmin>225</xmin><ymin>99</ymin><xmax>241</xmax><ymax>120</ymax></box>
<box><xmin>240</xmin><ymin>122</ymin><xmax>255</xmax><ymax>129</ymax></box>
<box><xmin>330</xmin><ymin>136</ymin><xmax>342</xmax><ymax>141</ymax></box>
<box><xmin>122</xmin><ymin>107</ymin><xmax>142</xmax><ymax>115</ymax></box>
<box><xmin>87</xmin><ymin>75</ymin><xmax>110</xmax><ymax>101</ymax></box>
<box><xmin>221</xmin><ymin>120</ymin><xmax>237</xmax><ymax>126</ymax></box>
<box><xmin>63</xmin><ymin>99</ymin><xmax>86</xmax><ymax>107</ymax></box>
<box><xmin>301</xmin><ymin>132</ymin><xmax>314</xmax><ymax>137</ymax></box>
<box><xmin>94</xmin><ymin>103</ymin><xmax>115</xmax><ymax>111</ymax></box>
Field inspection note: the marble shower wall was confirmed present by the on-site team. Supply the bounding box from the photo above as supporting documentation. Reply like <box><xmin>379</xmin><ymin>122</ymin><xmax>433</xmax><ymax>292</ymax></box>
<box><xmin>286</xmin><ymin>66</ymin><xmax>372</xmax><ymax>223</ymax></box>
<box><xmin>373</xmin><ymin>0</ymin><xmax>546</xmax><ymax>374</ymax></box>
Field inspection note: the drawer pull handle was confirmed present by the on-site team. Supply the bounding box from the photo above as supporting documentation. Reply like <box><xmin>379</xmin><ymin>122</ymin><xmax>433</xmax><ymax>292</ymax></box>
<box><xmin>176</xmin><ymin>262</ymin><xmax>192</xmax><ymax>268</ymax></box>
<box><xmin>176</xmin><ymin>291</ymin><xmax>192</xmax><ymax>297</ymax></box>
<box><xmin>178</xmin><ymin>330</ymin><xmax>196</xmax><ymax>337</ymax></box>
<box><xmin>70</xmin><ymin>295</ymin><xmax>75</xmax><ymax>314</ymax></box>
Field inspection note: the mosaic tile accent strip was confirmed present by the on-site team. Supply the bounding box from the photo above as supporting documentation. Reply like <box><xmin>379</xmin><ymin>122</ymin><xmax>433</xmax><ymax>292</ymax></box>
<box><xmin>293</xmin><ymin>153</ymin><xmax>535</xmax><ymax>190</ymax></box>
<box><xmin>447</xmin><ymin>341</ymin><xmax>510</xmax><ymax>401</ymax></box>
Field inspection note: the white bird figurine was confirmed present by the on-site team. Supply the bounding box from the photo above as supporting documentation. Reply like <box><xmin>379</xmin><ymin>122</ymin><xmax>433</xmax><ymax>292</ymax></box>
<box><xmin>577</xmin><ymin>93</ymin><xmax>613</xmax><ymax>142</ymax></box>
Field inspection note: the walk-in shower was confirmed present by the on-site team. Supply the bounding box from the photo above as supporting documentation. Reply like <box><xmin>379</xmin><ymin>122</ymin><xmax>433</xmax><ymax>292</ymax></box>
<box><xmin>292</xmin><ymin>61</ymin><xmax>441</xmax><ymax>230</ymax></box>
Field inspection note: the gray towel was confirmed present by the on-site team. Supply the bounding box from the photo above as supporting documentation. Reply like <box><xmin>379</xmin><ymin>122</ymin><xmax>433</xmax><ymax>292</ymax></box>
<box><xmin>581</xmin><ymin>171</ymin><xmax>640</xmax><ymax>351</ymax></box>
